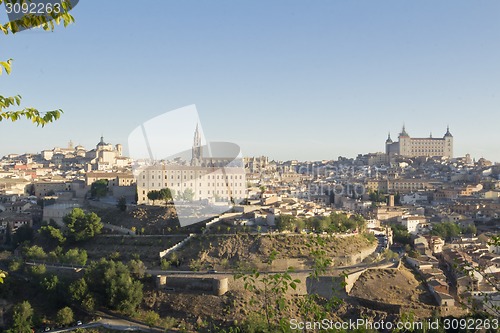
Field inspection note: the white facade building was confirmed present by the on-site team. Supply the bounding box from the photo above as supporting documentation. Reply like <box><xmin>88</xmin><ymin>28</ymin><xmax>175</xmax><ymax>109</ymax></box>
<box><xmin>402</xmin><ymin>215</ymin><xmax>427</xmax><ymax>233</ymax></box>
<box><xmin>136</xmin><ymin>126</ymin><xmax>246</xmax><ymax>205</ymax></box>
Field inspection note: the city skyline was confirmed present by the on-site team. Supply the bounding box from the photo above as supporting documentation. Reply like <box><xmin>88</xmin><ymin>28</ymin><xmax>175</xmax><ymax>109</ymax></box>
<box><xmin>1</xmin><ymin>1</ymin><xmax>500</xmax><ymax>161</ymax></box>
<box><xmin>1</xmin><ymin>124</ymin><xmax>494</xmax><ymax>164</ymax></box>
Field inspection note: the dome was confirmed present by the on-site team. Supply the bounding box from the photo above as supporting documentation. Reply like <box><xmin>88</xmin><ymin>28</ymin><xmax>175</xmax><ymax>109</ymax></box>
<box><xmin>97</xmin><ymin>136</ymin><xmax>108</xmax><ymax>146</ymax></box>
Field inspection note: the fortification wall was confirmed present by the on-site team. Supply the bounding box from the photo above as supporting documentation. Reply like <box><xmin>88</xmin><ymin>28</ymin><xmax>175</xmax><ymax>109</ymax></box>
<box><xmin>159</xmin><ymin>233</ymin><xmax>195</xmax><ymax>259</ymax></box>
<box><xmin>333</xmin><ymin>243</ymin><xmax>378</xmax><ymax>266</ymax></box>
<box><xmin>156</xmin><ymin>275</ymin><xmax>229</xmax><ymax>296</ymax></box>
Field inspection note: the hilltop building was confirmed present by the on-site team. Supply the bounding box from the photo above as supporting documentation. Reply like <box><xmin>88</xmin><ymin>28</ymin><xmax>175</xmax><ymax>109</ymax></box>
<box><xmin>40</xmin><ymin>136</ymin><xmax>130</xmax><ymax>171</ymax></box>
<box><xmin>136</xmin><ymin>126</ymin><xmax>246</xmax><ymax>204</ymax></box>
<box><xmin>86</xmin><ymin>136</ymin><xmax>129</xmax><ymax>170</ymax></box>
<box><xmin>385</xmin><ymin>126</ymin><xmax>453</xmax><ymax>158</ymax></box>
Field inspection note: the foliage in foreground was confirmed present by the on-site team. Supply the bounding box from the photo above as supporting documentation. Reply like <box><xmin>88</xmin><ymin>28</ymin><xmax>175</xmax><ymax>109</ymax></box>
<box><xmin>70</xmin><ymin>258</ymin><xmax>143</xmax><ymax>314</ymax></box>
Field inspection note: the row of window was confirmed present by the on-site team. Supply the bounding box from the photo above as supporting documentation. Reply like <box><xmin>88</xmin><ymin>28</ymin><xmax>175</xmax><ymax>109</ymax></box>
<box><xmin>141</xmin><ymin>189</ymin><xmax>244</xmax><ymax>201</ymax></box>
<box><xmin>391</xmin><ymin>183</ymin><xmax>425</xmax><ymax>189</ymax></box>
<box><xmin>142</xmin><ymin>174</ymin><xmax>244</xmax><ymax>180</ymax></box>
<box><xmin>410</xmin><ymin>149</ymin><xmax>445</xmax><ymax>153</ymax></box>
<box><xmin>142</xmin><ymin>182</ymin><xmax>244</xmax><ymax>188</ymax></box>
<box><xmin>141</xmin><ymin>197</ymin><xmax>244</xmax><ymax>202</ymax></box>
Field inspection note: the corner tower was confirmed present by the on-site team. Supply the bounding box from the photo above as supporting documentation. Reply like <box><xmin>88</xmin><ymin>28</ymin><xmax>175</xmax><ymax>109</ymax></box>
<box><xmin>398</xmin><ymin>125</ymin><xmax>411</xmax><ymax>156</ymax></box>
<box><xmin>443</xmin><ymin>126</ymin><xmax>453</xmax><ymax>158</ymax></box>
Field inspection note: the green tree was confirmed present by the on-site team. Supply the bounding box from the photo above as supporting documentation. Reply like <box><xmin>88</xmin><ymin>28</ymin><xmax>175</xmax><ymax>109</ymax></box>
<box><xmin>27</xmin><ymin>264</ymin><xmax>46</xmax><ymax>276</ymax></box>
<box><xmin>23</xmin><ymin>245</ymin><xmax>47</xmax><ymax>261</ymax></box>
<box><xmin>90</xmin><ymin>179</ymin><xmax>108</xmax><ymax>198</ymax></box>
<box><xmin>63</xmin><ymin>208</ymin><xmax>103</xmax><ymax>242</ymax></box>
<box><xmin>40</xmin><ymin>225</ymin><xmax>66</xmax><ymax>244</ymax></box>
<box><xmin>128</xmin><ymin>259</ymin><xmax>146</xmax><ymax>279</ymax></box>
<box><xmin>160</xmin><ymin>258</ymin><xmax>170</xmax><ymax>270</ymax></box>
<box><xmin>294</xmin><ymin>218</ymin><xmax>306</xmax><ymax>232</ymax></box>
<box><xmin>159</xmin><ymin>188</ymin><xmax>173</xmax><ymax>204</ymax></box>
<box><xmin>147</xmin><ymin>190</ymin><xmax>160</xmax><ymax>205</ymax></box>
<box><xmin>117</xmin><ymin>196</ymin><xmax>127</xmax><ymax>211</ymax></box>
<box><xmin>40</xmin><ymin>275</ymin><xmax>59</xmax><ymax>293</ymax></box>
<box><xmin>349</xmin><ymin>214</ymin><xmax>366</xmax><ymax>232</ymax></box>
<box><xmin>55</xmin><ymin>307</ymin><xmax>74</xmax><ymax>327</ymax></box>
<box><xmin>391</xmin><ymin>223</ymin><xmax>412</xmax><ymax>245</ymax></box>
<box><xmin>84</xmin><ymin>258</ymin><xmax>143</xmax><ymax>314</ymax></box>
<box><xmin>7</xmin><ymin>301</ymin><xmax>33</xmax><ymax>333</ymax></box>
<box><xmin>68</xmin><ymin>278</ymin><xmax>88</xmax><ymax>303</ymax></box>
<box><xmin>275</xmin><ymin>215</ymin><xmax>295</xmax><ymax>232</ymax></box>
<box><xmin>61</xmin><ymin>248</ymin><xmax>88</xmax><ymax>266</ymax></box>
<box><xmin>431</xmin><ymin>222</ymin><xmax>461</xmax><ymax>240</ymax></box>
<box><xmin>8</xmin><ymin>259</ymin><xmax>22</xmax><ymax>272</ymax></box>
<box><xmin>312</xmin><ymin>216</ymin><xmax>329</xmax><ymax>232</ymax></box>
<box><xmin>81</xmin><ymin>294</ymin><xmax>96</xmax><ymax>312</ymax></box>
<box><xmin>143</xmin><ymin>310</ymin><xmax>160</xmax><ymax>329</ymax></box>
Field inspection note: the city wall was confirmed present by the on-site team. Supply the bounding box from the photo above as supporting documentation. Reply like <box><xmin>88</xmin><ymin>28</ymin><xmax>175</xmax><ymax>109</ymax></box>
<box><xmin>333</xmin><ymin>243</ymin><xmax>378</xmax><ymax>266</ymax></box>
<box><xmin>158</xmin><ymin>233</ymin><xmax>195</xmax><ymax>259</ymax></box>
<box><xmin>156</xmin><ymin>275</ymin><xmax>229</xmax><ymax>296</ymax></box>
<box><xmin>158</xmin><ymin>213</ymin><xmax>232</xmax><ymax>259</ymax></box>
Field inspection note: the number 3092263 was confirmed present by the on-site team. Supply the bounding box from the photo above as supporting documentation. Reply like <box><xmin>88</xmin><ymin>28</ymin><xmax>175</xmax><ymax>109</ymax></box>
<box><xmin>5</xmin><ymin>2</ymin><xmax>61</xmax><ymax>14</ymax></box>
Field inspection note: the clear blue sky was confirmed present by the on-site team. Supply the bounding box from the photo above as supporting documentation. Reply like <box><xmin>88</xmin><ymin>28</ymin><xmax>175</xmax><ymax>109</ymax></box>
<box><xmin>1</xmin><ymin>1</ymin><xmax>500</xmax><ymax>162</ymax></box>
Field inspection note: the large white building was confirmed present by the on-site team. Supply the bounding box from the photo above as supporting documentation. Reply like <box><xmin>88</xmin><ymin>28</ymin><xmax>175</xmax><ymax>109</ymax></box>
<box><xmin>137</xmin><ymin>165</ymin><xmax>246</xmax><ymax>204</ymax></box>
<box><xmin>386</xmin><ymin>126</ymin><xmax>453</xmax><ymax>158</ymax></box>
<box><xmin>136</xmin><ymin>126</ymin><xmax>246</xmax><ymax>204</ymax></box>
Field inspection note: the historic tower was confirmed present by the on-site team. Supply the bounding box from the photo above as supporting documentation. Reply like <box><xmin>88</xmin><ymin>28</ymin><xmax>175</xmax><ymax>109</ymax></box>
<box><xmin>444</xmin><ymin>126</ymin><xmax>453</xmax><ymax>158</ymax></box>
<box><xmin>191</xmin><ymin>124</ymin><xmax>202</xmax><ymax>166</ymax></box>
<box><xmin>398</xmin><ymin>125</ymin><xmax>411</xmax><ymax>156</ymax></box>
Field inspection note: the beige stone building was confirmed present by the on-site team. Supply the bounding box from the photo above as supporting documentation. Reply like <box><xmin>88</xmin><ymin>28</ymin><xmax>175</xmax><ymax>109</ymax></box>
<box><xmin>137</xmin><ymin>165</ymin><xmax>246</xmax><ymax>204</ymax></box>
<box><xmin>85</xmin><ymin>136</ymin><xmax>129</xmax><ymax>171</ymax></box>
<box><xmin>386</xmin><ymin>126</ymin><xmax>453</xmax><ymax>158</ymax></box>
<box><xmin>367</xmin><ymin>178</ymin><xmax>435</xmax><ymax>194</ymax></box>
<box><xmin>136</xmin><ymin>126</ymin><xmax>246</xmax><ymax>205</ymax></box>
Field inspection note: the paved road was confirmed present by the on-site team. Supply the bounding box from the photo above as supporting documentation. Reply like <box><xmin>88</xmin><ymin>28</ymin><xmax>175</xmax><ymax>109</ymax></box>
<box><xmin>44</xmin><ymin>311</ymin><xmax>166</xmax><ymax>333</ymax></box>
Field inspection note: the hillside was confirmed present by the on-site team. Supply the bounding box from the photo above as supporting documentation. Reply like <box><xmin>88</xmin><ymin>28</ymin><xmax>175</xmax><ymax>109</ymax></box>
<box><xmin>80</xmin><ymin>235</ymin><xmax>186</xmax><ymax>267</ymax></box>
<box><xmin>172</xmin><ymin>233</ymin><xmax>377</xmax><ymax>271</ymax></box>
<box><xmin>349</xmin><ymin>266</ymin><xmax>437</xmax><ymax>318</ymax></box>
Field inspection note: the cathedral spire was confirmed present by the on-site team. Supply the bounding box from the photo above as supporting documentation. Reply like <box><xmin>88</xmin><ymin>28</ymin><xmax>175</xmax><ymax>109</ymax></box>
<box><xmin>191</xmin><ymin>123</ymin><xmax>202</xmax><ymax>166</ymax></box>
